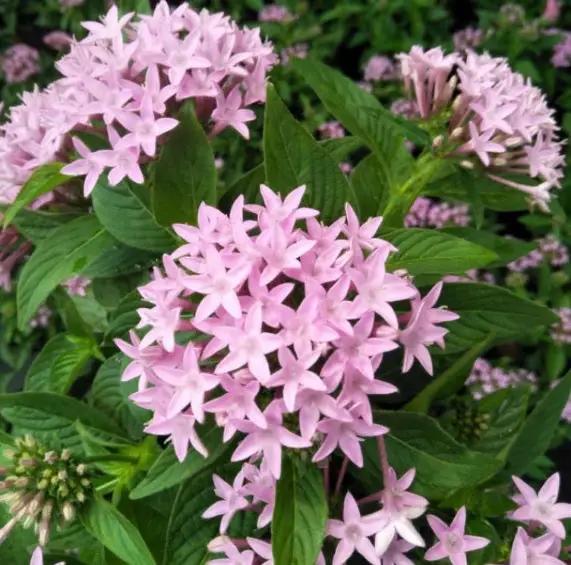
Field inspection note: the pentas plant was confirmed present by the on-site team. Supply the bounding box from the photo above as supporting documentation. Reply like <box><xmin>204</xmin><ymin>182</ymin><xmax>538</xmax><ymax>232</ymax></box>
<box><xmin>0</xmin><ymin>0</ymin><xmax>274</xmax><ymax>203</ymax></box>
<box><xmin>398</xmin><ymin>46</ymin><xmax>565</xmax><ymax>211</ymax></box>
<box><xmin>117</xmin><ymin>184</ymin><xmax>460</xmax><ymax>561</ymax></box>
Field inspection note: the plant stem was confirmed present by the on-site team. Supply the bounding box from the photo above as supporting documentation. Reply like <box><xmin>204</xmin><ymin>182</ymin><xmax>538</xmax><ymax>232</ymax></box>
<box><xmin>376</xmin><ymin>436</ymin><xmax>390</xmax><ymax>487</ymax></box>
<box><xmin>333</xmin><ymin>457</ymin><xmax>349</xmax><ymax>499</ymax></box>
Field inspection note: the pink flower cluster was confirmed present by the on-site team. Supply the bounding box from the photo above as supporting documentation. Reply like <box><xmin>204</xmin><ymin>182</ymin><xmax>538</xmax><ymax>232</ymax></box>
<box><xmin>453</xmin><ymin>27</ymin><xmax>484</xmax><ymax>52</ymax></box>
<box><xmin>1</xmin><ymin>44</ymin><xmax>40</xmax><ymax>84</ymax></box>
<box><xmin>317</xmin><ymin>120</ymin><xmax>345</xmax><ymax>140</ymax></box>
<box><xmin>390</xmin><ymin>98</ymin><xmax>419</xmax><ymax>120</ymax></box>
<box><xmin>398</xmin><ymin>46</ymin><xmax>565</xmax><ymax>210</ymax></box>
<box><xmin>0</xmin><ymin>2</ymin><xmax>275</xmax><ymax>202</ymax></box>
<box><xmin>551</xmin><ymin>307</ymin><xmax>571</xmax><ymax>345</ymax></box>
<box><xmin>279</xmin><ymin>43</ymin><xmax>308</xmax><ymax>65</ymax></box>
<box><xmin>118</xmin><ymin>185</ymin><xmax>458</xmax><ymax>475</ymax></box>
<box><xmin>443</xmin><ymin>269</ymin><xmax>496</xmax><ymax>285</ymax></box>
<box><xmin>43</xmin><ymin>31</ymin><xmax>73</xmax><ymax>52</ymax></box>
<box><xmin>552</xmin><ymin>32</ymin><xmax>571</xmax><ymax>68</ymax></box>
<box><xmin>63</xmin><ymin>275</ymin><xmax>91</xmax><ymax>297</ymax></box>
<box><xmin>258</xmin><ymin>4</ymin><xmax>295</xmax><ymax>23</ymax></box>
<box><xmin>508</xmin><ymin>234</ymin><xmax>569</xmax><ymax>272</ymax></box>
<box><xmin>466</xmin><ymin>358</ymin><xmax>537</xmax><ymax>399</ymax></box>
<box><xmin>404</xmin><ymin>197</ymin><xmax>470</xmax><ymax>228</ymax></box>
<box><xmin>363</xmin><ymin>55</ymin><xmax>397</xmax><ymax>83</ymax></box>
<box><xmin>509</xmin><ymin>473</ymin><xmax>571</xmax><ymax>564</ymax></box>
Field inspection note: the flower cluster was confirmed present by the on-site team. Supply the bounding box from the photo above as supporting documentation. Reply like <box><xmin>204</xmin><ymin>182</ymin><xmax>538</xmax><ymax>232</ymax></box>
<box><xmin>317</xmin><ymin>120</ymin><xmax>345</xmax><ymax>140</ymax></box>
<box><xmin>1</xmin><ymin>44</ymin><xmax>40</xmax><ymax>84</ymax></box>
<box><xmin>466</xmin><ymin>358</ymin><xmax>537</xmax><ymax>399</ymax></box>
<box><xmin>551</xmin><ymin>307</ymin><xmax>571</xmax><ymax>345</ymax></box>
<box><xmin>390</xmin><ymin>98</ymin><xmax>419</xmax><ymax>120</ymax></box>
<box><xmin>404</xmin><ymin>197</ymin><xmax>470</xmax><ymax>228</ymax></box>
<box><xmin>0</xmin><ymin>2</ymin><xmax>275</xmax><ymax>201</ymax></box>
<box><xmin>258</xmin><ymin>4</ymin><xmax>295</xmax><ymax>23</ymax></box>
<box><xmin>452</xmin><ymin>26</ymin><xmax>484</xmax><ymax>52</ymax></box>
<box><xmin>508</xmin><ymin>234</ymin><xmax>569</xmax><ymax>272</ymax></box>
<box><xmin>119</xmin><ymin>185</ymin><xmax>458</xmax><ymax>478</ymax></box>
<box><xmin>280</xmin><ymin>43</ymin><xmax>308</xmax><ymax>65</ymax></box>
<box><xmin>363</xmin><ymin>55</ymin><xmax>397</xmax><ymax>83</ymax></box>
<box><xmin>397</xmin><ymin>46</ymin><xmax>566</xmax><ymax>210</ymax></box>
<box><xmin>552</xmin><ymin>32</ymin><xmax>571</xmax><ymax>68</ymax></box>
<box><xmin>0</xmin><ymin>436</ymin><xmax>92</xmax><ymax>548</ymax></box>
<box><xmin>43</xmin><ymin>31</ymin><xmax>73</xmax><ymax>52</ymax></box>
<box><xmin>63</xmin><ymin>275</ymin><xmax>91</xmax><ymax>297</ymax></box>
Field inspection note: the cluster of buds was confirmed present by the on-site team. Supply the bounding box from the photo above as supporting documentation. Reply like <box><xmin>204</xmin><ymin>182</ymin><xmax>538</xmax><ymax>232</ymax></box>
<box><xmin>405</xmin><ymin>196</ymin><xmax>470</xmax><ymax>229</ymax></box>
<box><xmin>0</xmin><ymin>436</ymin><xmax>92</xmax><ymax>547</ymax></box>
<box><xmin>397</xmin><ymin>46</ymin><xmax>565</xmax><ymax>211</ymax></box>
<box><xmin>551</xmin><ymin>307</ymin><xmax>571</xmax><ymax>345</ymax></box>
<box><xmin>508</xmin><ymin>234</ymin><xmax>569</xmax><ymax>272</ymax></box>
<box><xmin>0</xmin><ymin>44</ymin><xmax>40</xmax><ymax>84</ymax></box>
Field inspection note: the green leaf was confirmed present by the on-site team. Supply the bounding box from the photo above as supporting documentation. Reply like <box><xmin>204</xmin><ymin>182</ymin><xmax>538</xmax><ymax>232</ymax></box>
<box><xmin>92</xmin><ymin>180</ymin><xmax>176</xmax><ymax>252</ymax></box>
<box><xmin>385</xmin><ymin>229</ymin><xmax>497</xmax><ymax>275</ymax></box>
<box><xmin>131</xmin><ymin>425</ymin><xmax>233</xmax><ymax>499</ymax></box>
<box><xmin>405</xmin><ymin>336</ymin><xmax>494</xmax><ymax>413</ymax></box>
<box><xmin>0</xmin><ymin>392</ymin><xmax>123</xmax><ymax>453</ymax></box>
<box><xmin>12</xmin><ymin>209</ymin><xmax>80</xmax><ymax>244</ymax></box>
<box><xmin>507</xmin><ymin>372</ymin><xmax>571</xmax><ymax>474</ymax></box>
<box><xmin>320</xmin><ymin>136</ymin><xmax>363</xmax><ymax>162</ymax></box>
<box><xmin>3</xmin><ymin>162</ymin><xmax>70</xmax><ymax>228</ymax></box>
<box><xmin>0</xmin><ymin>505</ymin><xmax>35</xmax><ymax>565</ymax></box>
<box><xmin>272</xmin><ymin>456</ymin><xmax>327</xmax><ymax>565</ymax></box>
<box><xmin>355</xmin><ymin>411</ymin><xmax>502</xmax><ymax>500</ymax></box>
<box><xmin>163</xmin><ymin>463</ymin><xmax>238</xmax><ymax>565</ymax></box>
<box><xmin>474</xmin><ymin>387</ymin><xmax>530</xmax><ymax>459</ymax></box>
<box><xmin>264</xmin><ymin>84</ymin><xmax>354</xmax><ymax>222</ymax></box>
<box><xmin>17</xmin><ymin>215</ymin><xmax>115</xmax><ymax>329</ymax></box>
<box><xmin>105</xmin><ymin>289</ymin><xmax>145</xmax><ymax>341</ymax></box>
<box><xmin>82</xmin><ymin>242</ymin><xmax>156</xmax><ymax>279</ymax></box>
<box><xmin>219</xmin><ymin>164</ymin><xmax>265</xmax><ymax>210</ymax></box>
<box><xmin>81</xmin><ymin>496</ymin><xmax>156</xmax><ymax>565</ymax></box>
<box><xmin>153</xmin><ymin>102</ymin><xmax>217</xmax><ymax>226</ymax></box>
<box><xmin>292</xmin><ymin>58</ymin><xmax>417</xmax><ymax>193</ymax></box>
<box><xmin>89</xmin><ymin>354</ymin><xmax>149</xmax><ymax>441</ymax></box>
<box><xmin>441</xmin><ymin>227</ymin><xmax>535</xmax><ymax>268</ymax></box>
<box><xmin>437</xmin><ymin>283</ymin><xmax>559</xmax><ymax>353</ymax></box>
<box><xmin>350</xmin><ymin>155</ymin><xmax>391</xmax><ymax>219</ymax></box>
<box><xmin>24</xmin><ymin>333</ymin><xmax>94</xmax><ymax>393</ymax></box>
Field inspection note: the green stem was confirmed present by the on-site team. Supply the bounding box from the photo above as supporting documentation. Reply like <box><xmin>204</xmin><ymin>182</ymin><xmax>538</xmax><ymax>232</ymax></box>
<box><xmin>381</xmin><ymin>152</ymin><xmax>446</xmax><ymax>228</ymax></box>
<box><xmin>84</xmin><ymin>454</ymin><xmax>138</xmax><ymax>464</ymax></box>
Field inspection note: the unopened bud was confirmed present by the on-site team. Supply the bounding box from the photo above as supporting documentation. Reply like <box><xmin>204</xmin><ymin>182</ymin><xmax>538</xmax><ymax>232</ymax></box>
<box><xmin>14</xmin><ymin>477</ymin><xmax>29</xmax><ymax>488</ymax></box>
<box><xmin>44</xmin><ymin>451</ymin><xmax>57</xmax><ymax>464</ymax></box>
<box><xmin>20</xmin><ymin>457</ymin><xmax>36</xmax><ymax>468</ymax></box>
<box><xmin>60</xmin><ymin>449</ymin><xmax>71</xmax><ymax>462</ymax></box>
<box><xmin>76</xmin><ymin>491</ymin><xmax>86</xmax><ymax>503</ymax></box>
<box><xmin>450</xmin><ymin>126</ymin><xmax>464</xmax><ymax>139</ymax></box>
<box><xmin>37</xmin><ymin>479</ymin><xmax>49</xmax><ymax>490</ymax></box>
<box><xmin>432</xmin><ymin>135</ymin><xmax>444</xmax><ymax>148</ymax></box>
<box><xmin>76</xmin><ymin>464</ymin><xmax>86</xmax><ymax>476</ymax></box>
<box><xmin>460</xmin><ymin>160</ymin><xmax>474</xmax><ymax>170</ymax></box>
<box><xmin>57</xmin><ymin>485</ymin><xmax>69</xmax><ymax>498</ymax></box>
<box><xmin>62</xmin><ymin>502</ymin><xmax>75</xmax><ymax>522</ymax></box>
<box><xmin>493</xmin><ymin>157</ymin><xmax>508</xmax><ymax>167</ymax></box>
<box><xmin>505</xmin><ymin>136</ymin><xmax>523</xmax><ymax>147</ymax></box>
<box><xmin>57</xmin><ymin>470</ymin><xmax>68</xmax><ymax>481</ymax></box>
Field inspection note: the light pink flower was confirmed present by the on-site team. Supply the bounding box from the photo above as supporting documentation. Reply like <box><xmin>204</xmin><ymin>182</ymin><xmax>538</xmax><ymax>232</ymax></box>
<box><xmin>202</xmin><ymin>471</ymin><xmax>250</xmax><ymax>533</ymax></box>
<box><xmin>509</xmin><ymin>528</ymin><xmax>564</xmax><ymax>565</ymax></box>
<box><xmin>425</xmin><ymin>507</ymin><xmax>489</xmax><ymax>565</ymax></box>
<box><xmin>511</xmin><ymin>473</ymin><xmax>571</xmax><ymax>539</ymax></box>
<box><xmin>327</xmin><ymin>492</ymin><xmax>385</xmax><ymax>565</ymax></box>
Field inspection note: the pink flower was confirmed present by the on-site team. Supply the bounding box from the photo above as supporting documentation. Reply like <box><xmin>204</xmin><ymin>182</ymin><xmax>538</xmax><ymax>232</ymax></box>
<box><xmin>30</xmin><ymin>546</ymin><xmax>64</xmax><ymax>565</ymax></box>
<box><xmin>211</xmin><ymin>87</ymin><xmax>256</xmax><ymax>139</ymax></box>
<box><xmin>425</xmin><ymin>507</ymin><xmax>489</xmax><ymax>565</ymax></box>
<box><xmin>398</xmin><ymin>282</ymin><xmax>459</xmax><ymax>374</ymax></box>
<box><xmin>380</xmin><ymin>538</ymin><xmax>415</xmax><ymax>565</ymax></box>
<box><xmin>202</xmin><ymin>471</ymin><xmax>250</xmax><ymax>533</ymax></box>
<box><xmin>363</xmin><ymin>55</ymin><xmax>396</xmax><ymax>82</ymax></box>
<box><xmin>313</xmin><ymin>408</ymin><xmax>388</xmax><ymax>467</ymax></box>
<box><xmin>231</xmin><ymin>402</ymin><xmax>310</xmax><ymax>479</ymax></box>
<box><xmin>211</xmin><ymin>303</ymin><xmax>282</xmax><ymax>382</ymax></box>
<box><xmin>509</xmin><ymin>528</ymin><xmax>564</xmax><ymax>565</ymax></box>
<box><xmin>373</xmin><ymin>468</ymin><xmax>428</xmax><ymax>554</ymax></box>
<box><xmin>259</xmin><ymin>4</ymin><xmax>294</xmax><ymax>23</ymax></box>
<box><xmin>145</xmin><ymin>411</ymin><xmax>207</xmax><ymax>461</ymax></box>
<box><xmin>543</xmin><ymin>0</ymin><xmax>561</xmax><ymax>22</ymax></box>
<box><xmin>154</xmin><ymin>344</ymin><xmax>219</xmax><ymax>420</ymax></box>
<box><xmin>511</xmin><ymin>473</ymin><xmax>571</xmax><ymax>539</ymax></box>
<box><xmin>207</xmin><ymin>537</ymin><xmax>255</xmax><ymax>565</ymax></box>
<box><xmin>43</xmin><ymin>31</ymin><xmax>73</xmax><ymax>51</ymax></box>
<box><xmin>62</xmin><ymin>275</ymin><xmax>90</xmax><ymax>297</ymax></box>
<box><xmin>327</xmin><ymin>492</ymin><xmax>385</xmax><ymax>565</ymax></box>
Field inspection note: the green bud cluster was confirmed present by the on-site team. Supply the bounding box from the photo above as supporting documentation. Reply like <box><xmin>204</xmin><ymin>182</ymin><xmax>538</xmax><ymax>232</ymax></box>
<box><xmin>451</xmin><ymin>400</ymin><xmax>492</xmax><ymax>444</ymax></box>
<box><xmin>0</xmin><ymin>435</ymin><xmax>92</xmax><ymax>544</ymax></box>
